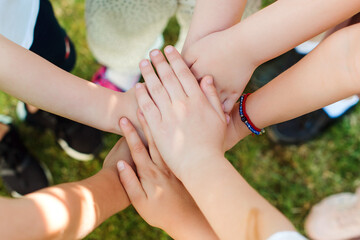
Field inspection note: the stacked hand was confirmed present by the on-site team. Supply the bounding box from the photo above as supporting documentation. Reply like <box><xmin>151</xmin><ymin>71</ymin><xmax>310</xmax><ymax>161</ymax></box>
<box><xmin>117</xmin><ymin>110</ymin><xmax>218</xmax><ymax>239</ymax></box>
<box><xmin>134</xmin><ymin>46</ymin><xmax>228</xmax><ymax>177</ymax></box>
<box><xmin>182</xmin><ymin>28</ymin><xmax>257</xmax><ymax>113</ymax></box>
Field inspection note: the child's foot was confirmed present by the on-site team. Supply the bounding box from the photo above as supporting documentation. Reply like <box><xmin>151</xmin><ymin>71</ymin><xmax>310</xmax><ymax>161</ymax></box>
<box><xmin>17</xmin><ymin>102</ymin><xmax>103</xmax><ymax>161</ymax></box>
<box><xmin>305</xmin><ymin>188</ymin><xmax>360</xmax><ymax>240</ymax></box>
<box><xmin>0</xmin><ymin>116</ymin><xmax>52</xmax><ymax>197</ymax></box>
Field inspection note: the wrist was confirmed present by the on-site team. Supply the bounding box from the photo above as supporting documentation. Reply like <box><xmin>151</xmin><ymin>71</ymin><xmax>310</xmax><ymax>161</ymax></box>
<box><xmin>82</xmin><ymin>169</ymin><xmax>130</xmax><ymax>221</ymax></box>
<box><xmin>231</xmin><ymin>102</ymin><xmax>252</xmax><ymax>140</ymax></box>
<box><xmin>177</xmin><ymin>152</ymin><xmax>226</xmax><ymax>182</ymax></box>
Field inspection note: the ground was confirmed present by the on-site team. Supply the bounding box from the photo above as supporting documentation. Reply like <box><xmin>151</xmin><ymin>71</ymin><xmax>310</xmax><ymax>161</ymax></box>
<box><xmin>1</xmin><ymin>0</ymin><xmax>359</xmax><ymax>239</ymax></box>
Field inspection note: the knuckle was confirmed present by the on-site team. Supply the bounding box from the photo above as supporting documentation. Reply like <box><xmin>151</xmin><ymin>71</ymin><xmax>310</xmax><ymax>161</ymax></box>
<box><xmin>141</xmin><ymin>100</ymin><xmax>154</xmax><ymax>113</ymax></box>
<box><xmin>131</xmin><ymin>142</ymin><xmax>146</xmax><ymax>154</ymax></box>
<box><xmin>150</xmin><ymin>83</ymin><xmax>164</xmax><ymax>95</ymax></box>
<box><xmin>130</xmin><ymin>191</ymin><xmax>144</xmax><ymax>205</ymax></box>
<box><xmin>161</xmin><ymin>70</ymin><xmax>174</xmax><ymax>82</ymax></box>
<box><xmin>145</xmin><ymin>166</ymin><xmax>159</xmax><ymax>180</ymax></box>
<box><xmin>177</xmin><ymin>67</ymin><xmax>192</xmax><ymax>80</ymax></box>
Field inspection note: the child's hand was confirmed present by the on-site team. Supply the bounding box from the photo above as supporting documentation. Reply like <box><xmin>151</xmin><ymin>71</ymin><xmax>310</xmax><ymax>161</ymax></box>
<box><xmin>182</xmin><ymin>29</ymin><xmax>256</xmax><ymax>113</ymax></box>
<box><xmin>117</xmin><ymin>113</ymin><xmax>218</xmax><ymax>240</ymax></box>
<box><xmin>135</xmin><ymin>46</ymin><xmax>227</xmax><ymax>177</ymax></box>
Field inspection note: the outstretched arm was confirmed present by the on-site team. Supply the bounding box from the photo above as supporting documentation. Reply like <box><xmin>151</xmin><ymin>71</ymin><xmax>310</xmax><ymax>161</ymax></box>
<box><xmin>184</xmin><ymin>0</ymin><xmax>360</xmax><ymax>112</ymax></box>
<box><xmin>0</xmin><ymin>34</ymin><xmax>140</xmax><ymax>136</ymax></box>
<box><xmin>0</xmin><ymin>138</ymin><xmax>131</xmax><ymax>240</ymax></box>
<box><xmin>224</xmin><ymin>22</ymin><xmax>360</xmax><ymax>149</ymax></box>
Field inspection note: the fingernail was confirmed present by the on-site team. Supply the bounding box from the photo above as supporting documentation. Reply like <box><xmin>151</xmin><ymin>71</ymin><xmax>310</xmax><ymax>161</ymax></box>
<box><xmin>117</xmin><ymin>161</ymin><xmax>125</xmax><ymax>171</ymax></box>
<box><xmin>151</xmin><ymin>50</ymin><xmax>160</xmax><ymax>56</ymax></box>
<box><xmin>140</xmin><ymin>60</ymin><xmax>149</xmax><ymax>67</ymax></box>
<box><xmin>135</xmin><ymin>83</ymin><xmax>142</xmax><ymax>89</ymax></box>
<box><xmin>164</xmin><ymin>46</ymin><xmax>174</xmax><ymax>53</ymax></box>
<box><xmin>120</xmin><ymin>117</ymin><xmax>129</xmax><ymax>126</ymax></box>
<box><xmin>226</xmin><ymin>114</ymin><xmax>231</xmax><ymax>124</ymax></box>
<box><xmin>206</xmin><ymin>77</ymin><xmax>213</xmax><ymax>85</ymax></box>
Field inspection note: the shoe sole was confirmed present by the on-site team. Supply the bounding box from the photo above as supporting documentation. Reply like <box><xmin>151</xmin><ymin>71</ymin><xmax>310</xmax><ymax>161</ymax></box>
<box><xmin>16</xmin><ymin>101</ymin><xmax>27</xmax><ymax>121</ymax></box>
<box><xmin>58</xmin><ymin>139</ymin><xmax>94</xmax><ymax>161</ymax></box>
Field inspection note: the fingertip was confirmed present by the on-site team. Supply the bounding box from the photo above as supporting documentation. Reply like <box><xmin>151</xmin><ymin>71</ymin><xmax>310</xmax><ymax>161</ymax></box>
<box><xmin>139</xmin><ymin>59</ymin><xmax>149</xmax><ymax>68</ymax></box>
<box><xmin>117</xmin><ymin>160</ymin><xmax>125</xmax><ymax>172</ymax></box>
<box><xmin>120</xmin><ymin>117</ymin><xmax>129</xmax><ymax>126</ymax></box>
<box><xmin>164</xmin><ymin>45</ymin><xmax>175</xmax><ymax>54</ymax></box>
<box><xmin>225</xmin><ymin>114</ymin><xmax>231</xmax><ymax>125</ymax></box>
<box><xmin>135</xmin><ymin>83</ymin><xmax>143</xmax><ymax>89</ymax></box>
<box><xmin>150</xmin><ymin>49</ymin><xmax>160</xmax><ymax>57</ymax></box>
<box><xmin>205</xmin><ymin>75</ymin><xmax>213</xmax><ymax>85</ymax></box>
<box><xmin>200</xmin><ymin>76</ymin><xmax>213</xmax><ymax>90</ymax></box>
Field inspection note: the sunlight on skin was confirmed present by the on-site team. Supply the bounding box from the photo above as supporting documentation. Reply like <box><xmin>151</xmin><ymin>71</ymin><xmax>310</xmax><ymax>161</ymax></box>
<box><xmin>26</xmin><ymin>185</ymin><xmax>97</xmax><ymax>239</ymax></box>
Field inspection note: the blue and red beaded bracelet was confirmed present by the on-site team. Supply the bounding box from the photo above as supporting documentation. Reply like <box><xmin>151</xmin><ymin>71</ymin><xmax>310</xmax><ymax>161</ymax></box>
<box><xmin>239</xmin><ymin>93</ymin><xmax>265</xmax><ymax>136</ymax></box>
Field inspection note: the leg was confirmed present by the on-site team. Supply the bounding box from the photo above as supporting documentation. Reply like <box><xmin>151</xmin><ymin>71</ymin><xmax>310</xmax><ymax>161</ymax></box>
<box><xmin>86</xmin><ymin>0</ymin><xmax>177</xmax><ymax>91</ymax></box>
<box><xmin>19</xmin><ymin>0</ymin><xmax>103</xmax><ymax>161</ymax></box>
<box><xmin>175</xmin><ymin>0</ymin><xmax>195</xmax><ymax>52</ymax></box>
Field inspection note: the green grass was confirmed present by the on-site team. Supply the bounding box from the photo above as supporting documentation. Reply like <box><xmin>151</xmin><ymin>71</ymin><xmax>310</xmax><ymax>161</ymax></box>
<box><xmin>1</xmin><ymin>0</ymin><xmax>359</xmax><ymax>239</ymax></box>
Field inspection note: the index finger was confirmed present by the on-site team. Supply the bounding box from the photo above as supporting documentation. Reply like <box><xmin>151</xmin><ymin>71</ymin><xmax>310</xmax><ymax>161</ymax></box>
<box><xmin>164</xmin><ymin>46</ymin><xmax>201</xmax><ymax>97</ymax></box>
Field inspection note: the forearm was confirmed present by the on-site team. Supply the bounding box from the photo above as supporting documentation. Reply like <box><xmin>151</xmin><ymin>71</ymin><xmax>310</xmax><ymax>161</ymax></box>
<box><xmin>169</xmin><ymin>212</ymin><xmax>219</xmax><ymax>240</ymax></box>
<box><xmin>248</xmin><ymin>25</ymin><xmax>360</xmax><ymax>130</ymax></box>
<box><xmin>232</xmin><ymin>0</ymin><xmax>360</xmax><ymax>66</ymax></box>
<box><xmin>0</xmin><ymin>34</ymin><xmax>137</xmax><ymax>135</ymax></box>
<box><xmin>231</xmin><ymin>24</ymin><xmax>360</xmax><ymax>142</ymax></box>
<box><xmin>179</xmin><ymin>156</ymin><xmax>294</xmax><ymax>240</ymax></box>
<box><xmin>183</xmin><ymin>0</ymin><xmax>247</xmax><ymax>51</ymax></box>
<box><xmin>0</xmin><ymin>168</ymin><xmax>130</xmax><ymax>240</ymax></box>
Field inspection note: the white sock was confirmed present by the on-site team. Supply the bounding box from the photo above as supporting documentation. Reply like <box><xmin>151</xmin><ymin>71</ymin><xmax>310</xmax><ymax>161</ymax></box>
<box><xmin>295</xmin><ymin>41</ymin><xmax>320</xmax><ymax>55</ymax></box>
<box><xmin>323</xmin><ymin>95</ymin><xmax>359</xmax><ymax>118</ymax></box>
<box><xmin>105</xmin><ymin>35</ymin><xmax>165</xmax><ymax>91</ymax></box>
<box><xmin>105</xmin><ymin>69</ymin><xmax>140</xmax><ymax>91</ymax></box>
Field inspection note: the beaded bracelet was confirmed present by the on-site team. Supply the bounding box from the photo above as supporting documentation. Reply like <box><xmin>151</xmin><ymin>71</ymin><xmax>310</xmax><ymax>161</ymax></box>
<box><xmin>239</xmin><ymin>93</ymin><xmax>265</xmax><ymax>136</ymax></box>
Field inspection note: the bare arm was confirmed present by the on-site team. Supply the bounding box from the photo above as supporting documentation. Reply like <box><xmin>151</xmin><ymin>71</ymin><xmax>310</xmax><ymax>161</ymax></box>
<box><xmin>0</xmin><ymin>34</ymin><xmax>140</xmax><ymax>136</ymax></box>
<box><xmin>225</xmin><ymin>22</ymin><xmax>360</xmax><ymax>149</ymax></box>
<box><xmin>237</xmin><ymin>0</ymin><xmax>360</xmax><ymax>65</ymax></box>
<box><xmin>0</xmin><ymin>138</ymin><xmax>131</xmax><ymax>240</ymax></box>
<box><xmin>183</xmin><ymin>0</ymin><xmax>248</xmax><ymax>51</ymax></box>
<box><xmin>184</xmin><ymin>0</ymin><xmax>360</xmax><ymax>112</ymax></box>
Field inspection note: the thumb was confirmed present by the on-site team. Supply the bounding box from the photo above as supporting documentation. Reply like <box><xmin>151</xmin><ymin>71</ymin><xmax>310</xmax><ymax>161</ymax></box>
<box><xmin>222</xmin><ymin>93</ymin><xmax>240</xmax><ymax>113</ymax></box>
<box><xmin>200</xmin><ymin>76</ymin><xmax>225</xmax><ymax>120</ymax></box>
<box><xmin>117</xmin><ymin>160</ymin><xmax>146</xmax><ymax>204</ymax></box>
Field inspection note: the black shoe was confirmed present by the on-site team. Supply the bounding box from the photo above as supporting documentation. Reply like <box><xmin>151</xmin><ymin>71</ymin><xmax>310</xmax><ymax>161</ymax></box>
<box><xmin>267</xmin><ymin>109</ymin><xmax>333</xmax><ymax>145</ymax></box>
<box><xmin>248</xmin><ymin>49</ymin><xmax>305</xmax><ymax>91</ymax></box>
<box><xmin>17</xmin><ymin>102</ymin><xmax>103</xmax><ymax>161</ymax></box>
<box><xmin>0</xmin><ymin>122</ymin><xmax>51</xmax><ymax>197</ymax></box>
<box><xmin>268</xmin><ymin>98</ymin><xmax>359</xmax><ymax>144</ymax></box>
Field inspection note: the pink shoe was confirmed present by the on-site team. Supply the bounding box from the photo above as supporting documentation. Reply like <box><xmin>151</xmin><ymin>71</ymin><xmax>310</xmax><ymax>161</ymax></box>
<box><xmin>91</xmin><ymin>66</ymin><xmax>124</xmax><ymax>92</ymax></box>
<box><xmin>305</xmin><ymin>188</ymin><xmax>360</xmax><ymax>240</ymax></box>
